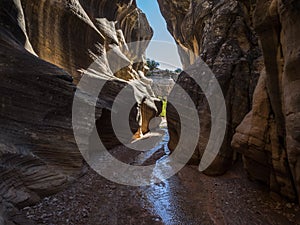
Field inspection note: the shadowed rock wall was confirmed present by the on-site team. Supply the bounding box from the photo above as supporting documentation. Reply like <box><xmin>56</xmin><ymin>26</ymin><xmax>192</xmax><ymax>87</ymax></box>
<box><xmin>158</xmin><ymin>0</ymin><xmax>262</xmax><ymax>174</ymax></box>
<box><xmin>159</xmin><ymin>0</ymin><xmax>300</xmax><ymax>201</ymax></box>
<box><xmin>0</xmin><ymin>0</ymin><xmax>158</xmax><ymax>223</ymax></box>
<box><xmin>232</xmin><ymin>0</ymin><xmax>300</xmax><ymax>202</ymax></box>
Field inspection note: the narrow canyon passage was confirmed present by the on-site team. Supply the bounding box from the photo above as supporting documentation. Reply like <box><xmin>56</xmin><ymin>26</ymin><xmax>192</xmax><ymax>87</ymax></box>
<box><xmin>1</xmin><ymin>0</ymin><xmax>300</xmax><ymax>224</ymax></box>
<box><xmin>20</xmin><ymin>125</ymin><xmax>300</xmax><ymax>225</ymax></box>
<box><xmin>21</xmin><ymin>162</ymin><xmax>300</xmax><ymax>225</ymax></box>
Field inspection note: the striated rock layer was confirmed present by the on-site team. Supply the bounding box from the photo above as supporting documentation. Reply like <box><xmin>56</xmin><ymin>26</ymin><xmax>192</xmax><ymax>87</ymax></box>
<box><xmin>158</xmin><ymin>0</ymin><xmax>263</xmax><ymax>174</ymax></box>
<box><xmin>159</xmin><ymin>0</ymin><xmax>300</xmax><ymax>201</ymax></box>
<box><xmin>0</xmin><ymin>0</ymin><xmax>159</xmax><ymax>223</ymax></box>
<box><xmin>0</xmin><ymin>0</ymin><xmax>83</xmax><ymax>222</ymax></box>
<box><xmin>148</xmin><ymin>69</ymin><xmax>177</xmax><ymax>98</ymax></box>
<box><xmin>21</xmin><ymin>0</ymin><xmax>153</xmax><ymax>83</ymax></box>
<box><xmin>232</xmin><ymin>0</ymin><xmax>300</xmax><ymax>202</ymax></box>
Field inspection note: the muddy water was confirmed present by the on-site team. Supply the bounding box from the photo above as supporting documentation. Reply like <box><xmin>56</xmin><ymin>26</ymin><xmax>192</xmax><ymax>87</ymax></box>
<box><xmin>21</xmin><ymin>126</ymin><xmax>300</xmax><ymax>225</ymax></box>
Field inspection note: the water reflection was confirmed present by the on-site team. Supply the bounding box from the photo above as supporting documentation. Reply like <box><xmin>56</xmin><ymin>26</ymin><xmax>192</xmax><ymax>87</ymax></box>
<box><xmin>138</xmin><ymin>125</ymin><xmax>185</xmax><ymax>224</ymax></box>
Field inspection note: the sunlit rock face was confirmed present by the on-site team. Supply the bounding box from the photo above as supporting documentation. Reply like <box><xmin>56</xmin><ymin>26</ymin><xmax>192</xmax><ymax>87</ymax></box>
<box><xmin>158</xmin><ymin>0</ymin><xmax>262</xmax><ymax>175</ymax></box>
<box><xmin>148</xmin><ymin>70</ymin><xmax>177</xmax><ymax>98</ymax></box>
<box><xmin>0</xmin><ymin>0</ymin><xmax>158</xmax><ymax>222</ymax></box>
<box><xmin>21</xmin><ymin>0</ymin><xmax>153</xmax><ymax>83</ymax></box>
<box><xmin>232</xmin><ymin>0</ymin><xmax>300</xmax><ymax>202</ymax></box>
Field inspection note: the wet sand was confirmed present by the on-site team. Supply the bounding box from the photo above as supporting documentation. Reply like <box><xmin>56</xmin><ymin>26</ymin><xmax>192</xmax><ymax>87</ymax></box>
<box><xmin>21</xmin><ymin>126</ymin><xmax>300</xmax><ymax>225</ymax></box>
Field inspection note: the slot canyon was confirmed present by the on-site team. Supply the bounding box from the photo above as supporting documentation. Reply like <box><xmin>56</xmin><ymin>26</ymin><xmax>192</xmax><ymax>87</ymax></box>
<box><xmin>0</xmin><ymin>0</ymin><xmax>299</xmax><ymax>224</ymax></box>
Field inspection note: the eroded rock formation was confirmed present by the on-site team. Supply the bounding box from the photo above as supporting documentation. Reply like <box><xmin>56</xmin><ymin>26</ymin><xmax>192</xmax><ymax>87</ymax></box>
<box><xmin>148</xmin><ymin>69</ymin><xmax>177</xmax><ymax>97</ymax></box>
<box><xmin>159</xmin><ymin>0</ymin><xmax>300</xmax><ymax>201</ymax></box>
<box><xmin>1</xmin><ymin>1</ymin><xmax>300</xmax><ymax>224</ymax></box>
<box><xmin>0</xmin><ymin>0</ymin><xmax>83</xmax><ymax>222</ymax></box>
<box><xmin>0</xmin><ymin>0</ymin><xmax>159</xmax><ymax>223</ymax></box>
<box><xmin>158</xmin><ymin>0</ymin><xmax>263</xmax><ymax>174</ymax></box>
<box><xmin>232</xmin><ymin>0</ymin><xmax>300</xmax><ymax>202</ymax></box>
<box><xmin>21</xmin><ymin>0</ymin><xmax>153</xmax><ymax>83</ymax></box>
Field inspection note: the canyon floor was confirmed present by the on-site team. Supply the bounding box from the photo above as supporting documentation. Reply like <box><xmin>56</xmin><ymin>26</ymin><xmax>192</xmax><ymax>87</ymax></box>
<box><xmin>19</xmin><ymin>125</ymin><xmax>300</xmax><ymax>225</ymax></box>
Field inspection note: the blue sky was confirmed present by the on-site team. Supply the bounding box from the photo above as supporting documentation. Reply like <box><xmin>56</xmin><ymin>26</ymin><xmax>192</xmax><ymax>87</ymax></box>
<box><xmin>136</xmin><ymin>0</ymin><xmax>182</xmax><ymax>70</ymax></box>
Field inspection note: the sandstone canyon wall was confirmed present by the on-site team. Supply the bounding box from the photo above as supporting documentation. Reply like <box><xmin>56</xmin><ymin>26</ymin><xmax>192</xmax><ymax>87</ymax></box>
<box><xmin>0</xmin><ymin>0</ymin><xmax>158</xmax><ymax>223</ymax></box>
<box><xmin>232</xmin><ymin>0</ymin><xmax>300</xmax><ymax>202</ymax></box>
<box><xmin>1</xmin><ymin>1</ymin><xmax>300</xmax><ymax>224</ymax></box>
<box><xmin>158</xmin><ymin>0</ymin><xmax>263</xmax><ymax>173</ymax></box>
<box><xmin>158</xmin><ymin>0</ymin><xmax>300</xmax><ymax>201</ymax></box>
